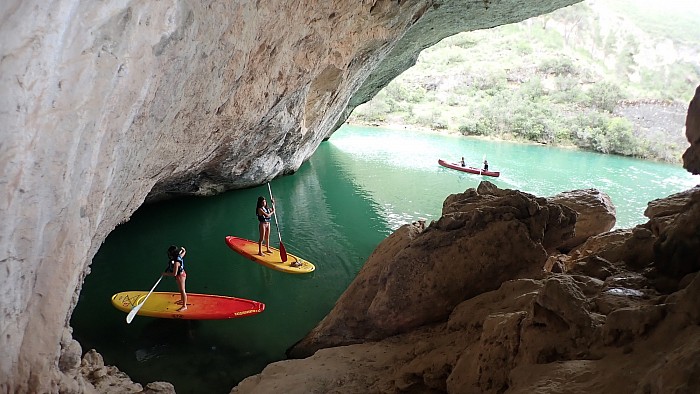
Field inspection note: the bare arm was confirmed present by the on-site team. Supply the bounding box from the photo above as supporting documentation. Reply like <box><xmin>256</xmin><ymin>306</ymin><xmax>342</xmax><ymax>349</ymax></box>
<box><xmin>258</xmin><ymin>206</ymin><xmax>274</xmax><ymax>218</ymax></box>
<box><xmin>163</xmin><ymin>261</ymin><xmax>180</xmax><ymax>277</ymax></box>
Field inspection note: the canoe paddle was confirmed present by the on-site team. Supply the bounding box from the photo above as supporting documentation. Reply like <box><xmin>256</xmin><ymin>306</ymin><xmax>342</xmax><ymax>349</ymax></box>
<box><xmin>267</xmin><ymin>182</ymin><xmax>288</xmax><ymax>262</ymax></box>
<box><xmin>126</xmin><ymin>275</ymin><xmax>163</xmax><ymax>324</ymax></box>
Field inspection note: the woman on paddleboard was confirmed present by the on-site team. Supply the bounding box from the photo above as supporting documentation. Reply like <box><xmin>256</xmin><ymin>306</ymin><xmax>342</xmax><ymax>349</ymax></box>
<box><xmin>256</xmin><ymin>196</ymin><xmax>274</xmax><ymax>256</ymax></box>
<box><xmin>164</xmin><ymin>245</ymin><xmax>187</xmax><ymax>312</ymax></box>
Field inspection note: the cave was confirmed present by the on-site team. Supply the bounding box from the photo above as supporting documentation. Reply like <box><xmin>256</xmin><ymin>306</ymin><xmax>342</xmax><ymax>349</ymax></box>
<box><xmin>2</xmin><ymin>0</ymin><xmax>699</xmax><ymax>393</ymax></box>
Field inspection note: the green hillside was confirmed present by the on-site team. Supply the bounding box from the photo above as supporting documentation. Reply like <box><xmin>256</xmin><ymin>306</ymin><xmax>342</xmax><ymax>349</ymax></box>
<box><xmin>607</xmin><ymin>0</ymin><xmax>700</xmax><ymax>46</ymax></box>
<box><xmin>349</xmin><ymin>0</ymin><xmax>700</xmax><ymax>163</ymax></box>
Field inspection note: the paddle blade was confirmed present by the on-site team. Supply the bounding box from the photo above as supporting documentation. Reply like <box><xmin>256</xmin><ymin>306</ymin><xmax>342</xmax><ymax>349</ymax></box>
<box><xmin>126</xmin><ymin>275</ymin><xmax>162</xmax><ymax>324</ymax></box>
<box><xmin>279</xmin><ymin>242</ymin><xmax>288</xmax><ymax>262</ymax></box>
<box><xmin>126</xmin><ymin>303</ymin><xmax>143</xmax><ymax>324</ymax></box>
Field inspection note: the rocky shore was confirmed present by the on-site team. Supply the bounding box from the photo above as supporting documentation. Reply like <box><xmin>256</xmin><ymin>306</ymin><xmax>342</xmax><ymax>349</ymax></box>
<box><xmin>232</xmin><ymin>181</ymin><xmax>700</xmax><ymax>393</ymax></box>
<box><xmin>68</xmin><ymin>180</ymin><xmax>699</xmax><ymax>394</ymax></box>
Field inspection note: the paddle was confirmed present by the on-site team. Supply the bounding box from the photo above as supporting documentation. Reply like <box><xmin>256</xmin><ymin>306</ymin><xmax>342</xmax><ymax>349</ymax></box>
<box><xmin>126</xmin><ymin>275</ymin><xmax>163</xmax><ymax>324</ymax></box>
<box><xmin>267</xmin><ymin>182</ymin><xmax>288</xmax><ymax>262</ymax></box>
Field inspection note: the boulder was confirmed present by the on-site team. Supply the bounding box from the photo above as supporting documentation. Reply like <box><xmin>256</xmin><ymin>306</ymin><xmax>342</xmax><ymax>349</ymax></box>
<box><xmin>547</xmin><ymin>188</ymin><xmax>616</xmax><ymax>251</ymax></box>
<box><xmin>570</xmin><ymin>227</ymin><xmax>655</xmax><ymax>271</ymax></box>
<box><xmin>653</xmin><ymin>188</ymin><xmax>700</xmax><ymax>278</ymax></box>
<box><xmin>645</xmin><ymin>186</ymin><xmax>700</xmax><ymax>220</ymax></box>
<box><xmin>290</xmin><ymin>183</ymin><xmax>574</xmax><ymax>358</ymax></box>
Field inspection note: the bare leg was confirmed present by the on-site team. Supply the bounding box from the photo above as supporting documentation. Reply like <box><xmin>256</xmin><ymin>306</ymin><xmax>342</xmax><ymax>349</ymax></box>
<box><xmin>265</xmin><ymin>223</ymin><xmax>272</xmax><ymax>253</ymax></box>
<box><xmin>176</xmin><ymin>275</ymin><xmax>187</xmax><ymax>311</ymax></box>
<box><xmin>258</xmin><ymin>222</ymin><xmax>265</xmax><ymax>256</ymax></box>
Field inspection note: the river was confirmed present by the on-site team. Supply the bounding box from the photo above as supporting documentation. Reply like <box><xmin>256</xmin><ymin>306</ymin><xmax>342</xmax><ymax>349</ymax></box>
<box><xmin>71</xmin><ymin>125</ymin><xmax>699</xmax><ymax>393</ymax></box>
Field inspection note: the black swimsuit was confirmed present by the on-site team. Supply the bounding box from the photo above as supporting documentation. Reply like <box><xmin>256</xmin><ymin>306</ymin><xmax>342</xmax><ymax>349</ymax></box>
<box><xmin>165</xmin><ymin>256</ymin><xmax>185</xmax><ymax>276</ymax></box>
<box><xmin>257</xmin><ymin>206</ymin><xmax>272</xmax><ymax>223</ymax></box>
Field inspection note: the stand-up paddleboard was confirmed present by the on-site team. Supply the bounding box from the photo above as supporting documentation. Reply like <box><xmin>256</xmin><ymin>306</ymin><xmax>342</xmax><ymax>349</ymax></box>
<box><xmin>225</xmin><ymin>236</ymin><xmax>316</xmax><ymax>274</ymax></box>
<box><xmin>111</xmin><ymin>291</ymin><xmax>265</xmax><ymax>320</ymax></box>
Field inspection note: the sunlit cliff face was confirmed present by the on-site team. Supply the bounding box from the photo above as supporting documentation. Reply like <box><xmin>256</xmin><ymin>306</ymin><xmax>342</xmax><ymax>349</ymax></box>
<box><xmin>15</xmin><ymin>0</ymin><xmax>682</xmax><ymax>391</ymax></box>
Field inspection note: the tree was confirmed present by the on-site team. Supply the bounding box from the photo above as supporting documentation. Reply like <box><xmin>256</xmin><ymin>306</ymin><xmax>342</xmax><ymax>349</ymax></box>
<box><xmin>554</xmin><ymin>3</ymin><xmax>591</xmax><ymax>46</ymax></box>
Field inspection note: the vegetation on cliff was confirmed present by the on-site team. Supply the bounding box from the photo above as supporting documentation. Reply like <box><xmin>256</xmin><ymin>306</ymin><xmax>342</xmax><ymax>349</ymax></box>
<box><xmin>350</xmin><ymin>0</ymin><xmax>700</xmax><ymax>163</ymax></box>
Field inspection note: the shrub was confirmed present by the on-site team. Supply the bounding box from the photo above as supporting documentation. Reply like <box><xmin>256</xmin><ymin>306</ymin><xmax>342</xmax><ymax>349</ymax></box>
<box><xmin>585</xmin><ymin>82</ymin><xmax>624</xmax><ymax>112</ymax></box>
<box><xmin>464</xmin><ymin>120</ymin><xmax>493</xmax><ymax>136</ymax></box>
<box><xmin>473</xmin><ymin>72</ymin><xmax>507</xmax><ymax>95</ymax></box>
<box><xmin>537</xmin><ymin>56</ymin><xmax>578</xmax><ymax>76</ymax></box>
<box><xmin>606</xmin><ymin>117</ymin><xmax>640</xmax><ymax>156</ymax></box>
<box><xmin>571</xmin><ymin>111</ymin><xmax>607</xmax><ymax>149</ymax></box>
<box><xmin>444</xmin><ymin>33</ymin><xmax>478</xmax><ymax>49</ymax></box>
<box><xmin>383</xmin><ymin>80</ymin><xmax>428</xmax><ymax>104</ymax></box>
<box><xmin>552</xmin><ymin>76</ymin><xmax>583</xmax><ymax>103</ymax></box>
<box><xmin>510</xmin><ymin>103</ymin><xmax>554</xmax><ymax>142</ymax></box>
<box><xmin>432</xmin><ymin>121</ymin><xmax>448</xmax><ymax>130</ymax></box>
<box><xmin>353</xmin><ymin>100</ymin><xmax>390</xmax><ymax>122</ymax></box>
<box><xmin>519</xmin><ymin>77</ymin><xmax>546</xmax><ymax>100</ymax></box>
<box><xmin>515</xmin><ymin>41</ymin><xmax>533</xmax><ymax>55</ymax></box>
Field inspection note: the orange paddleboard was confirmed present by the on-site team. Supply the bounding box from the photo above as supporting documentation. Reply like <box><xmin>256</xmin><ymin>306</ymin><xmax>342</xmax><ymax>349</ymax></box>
<box><xmin>111</xmin><ymin>291</ymin><xmax>265</xmax><ymax>320</ymax></box>
<box><xmin>225</xmin><ymin>236</ymin><xmax>315</xmax><ymax>274</ymax></box>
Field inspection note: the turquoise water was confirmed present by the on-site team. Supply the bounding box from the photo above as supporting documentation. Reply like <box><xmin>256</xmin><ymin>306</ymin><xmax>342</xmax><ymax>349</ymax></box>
<box><xmin>71</xmin><ymin>125</ymin><xmax>699</xmax><ymax>393</ymax></box>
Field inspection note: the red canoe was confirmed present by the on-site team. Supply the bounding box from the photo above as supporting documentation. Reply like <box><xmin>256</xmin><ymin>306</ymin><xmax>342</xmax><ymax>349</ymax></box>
<box><xmin>438</xmin><ymin>159</ymin><xmax>500</xmax><ymax>177</ymax></box>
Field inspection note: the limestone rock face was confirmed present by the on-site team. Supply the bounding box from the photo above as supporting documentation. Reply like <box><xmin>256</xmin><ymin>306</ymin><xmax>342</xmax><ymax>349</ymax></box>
<box><xmin>645</xmin><ymin>185</ymin><xmax>700</xmax><ymax>237</ymax></box>
<box><xmin>236</xmin><ymin>186</ymin><xmax>700</xmax><ymax>394</ymax></box>
<box><xmin>289</xmin><ymin>182</ymin><xmax>575</xmax><ymax>358</ymax></box>
<box><xmin>79</xmin><ymin>349</ymin><xmax>176</xmax><ymax>394</ymax></box>
<box><xmin>645</xmin><ymin>186</ymin><xmax>700</xmax><ymax>219</ymax></box>
<box><xmin>52</xmin><ymin>337</ymin><xmax>172</xmax><ymax>394</ymax></box>
<box><xmin>652</xmin><ymin>187</ymin><xmax>700</xmax><ymax>278</ymax></box>
<box><xmin>547</xmin><ymin>188</ymin><xmax>616</xmax><ymax>251</ymax></box>
<box><xmin>683</xmin><ymin>85</ymin><xmax>700</xmax><ymax>173</ymax></box>
<box><xmin>0</xmin><ymin>0</ymin><xmax>583</xmax><ymax>391</ymax></box>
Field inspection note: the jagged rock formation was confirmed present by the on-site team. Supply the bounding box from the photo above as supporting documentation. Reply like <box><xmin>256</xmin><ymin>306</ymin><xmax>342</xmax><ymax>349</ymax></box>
<box><xmin>1</xmin><ymin>1</ymin><xmax>586</xmax><ymax>391</ymax></box>
<box><xmin>78</xmin><ymin>350</ymin><xmax>175</xmax><ymax>394</ymax></box>
<box><xmin>683</xmin><ymin>85</ymin><xmax>700</xmax><ymax>173</ymax></box>
<box><xmin>289</xmin><ymin>181</ymin><xmax>578</xmax><ymax>357</ymax></box>
<box><xmin>55</xmin><ymin>327</ymin><xmax>175</xmax><ymax>394</ymax></box>
<box><xmin>234</xmin><ymin>182</ymin><xmax>700</xmax><ymax>394</ymax></box>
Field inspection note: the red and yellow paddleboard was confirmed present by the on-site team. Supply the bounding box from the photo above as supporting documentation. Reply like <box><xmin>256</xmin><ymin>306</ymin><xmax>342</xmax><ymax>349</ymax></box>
<box><xmin>111</xmin><ymin>291</ymin><xmax>265</xmax><ymax>320</ymax></box>
<box><xmin>225</xmin><ymin>236</ymin><xmax>316</xmax><ymax>274</ymax></box>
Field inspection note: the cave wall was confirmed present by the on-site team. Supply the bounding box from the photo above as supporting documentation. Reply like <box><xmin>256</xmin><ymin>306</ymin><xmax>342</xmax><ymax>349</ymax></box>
<box><xmin>0</xmin><ymin>0</ymin><xmax>585</xmax><ymax>392</ymax></box>
<box><xmin>684</xmin><ymin>85</ymin><xmax>700</xmax><ymax>173</ymax></box>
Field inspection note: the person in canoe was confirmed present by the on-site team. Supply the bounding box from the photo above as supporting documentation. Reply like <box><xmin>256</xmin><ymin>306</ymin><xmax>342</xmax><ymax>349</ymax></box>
<box><xmin>256</xmin><ymin>196</ymin><xmax>275</xmax><ymax>256</ymax></box>
<box><xmin>483</xmin><ymin>159</ymin><xmax>489</xmax><ymax>171</ymax></box>
<box><xmin>163</xmin><ymin>245</ymin><xmax>187</xmax><ymax>312</ymax></box>
<box><xmin>460</xmin><ymin>157</ymin><xmax>465</xmax><ymax>167</ymax></box>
